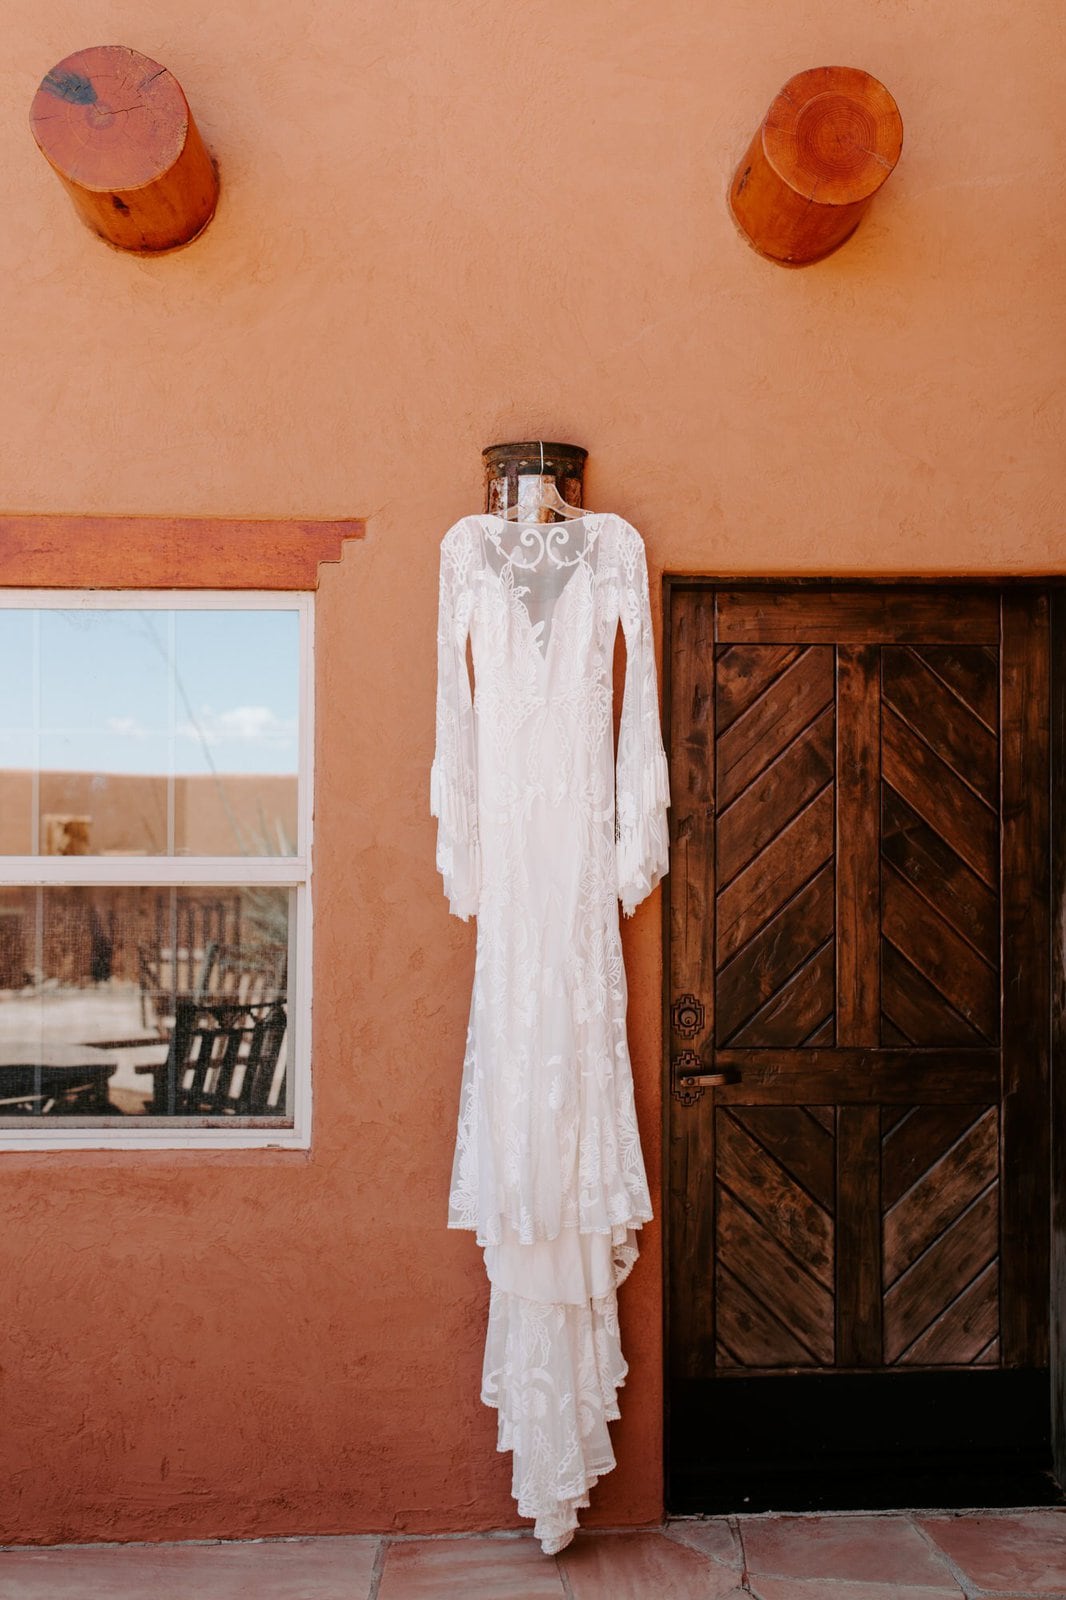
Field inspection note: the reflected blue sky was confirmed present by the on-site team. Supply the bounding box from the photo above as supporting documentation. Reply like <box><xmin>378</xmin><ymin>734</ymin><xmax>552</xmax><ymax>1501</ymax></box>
<box><xmin>0</xmin><ymin>610</ymin><xmax>300</xmax><ymax>775</ymax></box>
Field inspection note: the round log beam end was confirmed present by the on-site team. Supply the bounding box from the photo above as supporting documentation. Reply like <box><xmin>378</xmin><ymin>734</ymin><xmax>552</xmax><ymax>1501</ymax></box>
<box><xmin>729</xmin><ymin>66</ymin><xmax>903</xmax><ymax>266</ymax></box>
<box><xmin>30</xmin><ymin>45</ymin><xmax>219</xmax><ymax>253</ymax></box>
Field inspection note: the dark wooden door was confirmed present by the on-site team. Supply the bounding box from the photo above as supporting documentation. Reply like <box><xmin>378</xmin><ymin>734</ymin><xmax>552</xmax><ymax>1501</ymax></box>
<box><xmin>665</xmin><ymin>584</ymin><xmax>1056</xmax><ymax>1510</ymax></box>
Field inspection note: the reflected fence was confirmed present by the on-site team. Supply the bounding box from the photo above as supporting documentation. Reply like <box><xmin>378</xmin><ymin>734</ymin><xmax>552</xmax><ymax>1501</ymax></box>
<box><xmin>0</xmin><ymin>886</ymin><xmax>290</xmax><ymax>1122</ymax></box>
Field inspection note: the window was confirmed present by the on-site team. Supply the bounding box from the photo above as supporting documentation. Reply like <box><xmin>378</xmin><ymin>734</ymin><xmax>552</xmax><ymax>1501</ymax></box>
<box><xmin>0</xmin><ymin>591</ymin><xmax>313</xmax><ymax>1149</ymax></box>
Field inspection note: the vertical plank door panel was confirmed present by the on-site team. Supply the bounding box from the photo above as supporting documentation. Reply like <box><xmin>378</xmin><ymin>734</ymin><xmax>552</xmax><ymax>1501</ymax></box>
<box><xmin>1049</xmin><ymin>590</ymin><xmax>1066</xmax><ymax>1488</ymax></box>
<box><xmin>837</xmin><ymin>644</ymin><xmax>881</xmax><ymax>1045</ymax></box>
<box><xmin>837</xmin><ymin>1105</ymin><xmax>883</xmax><ymax>1365</ymax></box>
<box><xmin>1000</xmin><ymin>591</ymin><xmax>1051</xmax><ymax>1367</ymax></box>
<box><xmin>665</xmin><ymin>589</ymin><xmax>718</xmax><ymax>1380</ymax></box>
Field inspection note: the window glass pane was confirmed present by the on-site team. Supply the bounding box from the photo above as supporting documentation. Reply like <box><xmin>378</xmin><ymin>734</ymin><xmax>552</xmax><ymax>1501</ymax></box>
<box><xmin>0</xmin><ymin>886</ymin><xmax>291</xmax><ymax>1123</ymax></box>
<box><xmin>0</xmin><ymin>606</ymin><xmax>299</xmax><ymax>857</ymax></box>
<box><xmin>39</xmin><ymin>608</ymin><xmax>172</xmax><ymax>746</ymax></box>
<box><xmin>173</xmin><ymin>611</ymin><xmax>299</xmax><ymax>856</ymax></box>
<box><xmin>0</xmin><ymin>613</ymin><xmax>36</xmax><ymax>854</ymax></box>
<box><xmin>0</xmin><ymin>611</ymin><xmax>36</xmax><ymax>730</ymax></box>
<box><xmin>38</xmin><ymin>609</ymin><xmax>172</xmax><ymax>853</ymax></box>
<box><xmin>0</xmin><ymin>734</ymin><xmax>34</xmax><ymax>854</ymax></box>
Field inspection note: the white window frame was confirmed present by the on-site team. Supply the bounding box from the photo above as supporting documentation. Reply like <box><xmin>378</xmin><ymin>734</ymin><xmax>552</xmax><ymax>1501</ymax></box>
<box><xmin>0</xmin><ymin>589</ymin><xmax>314</xmax><ymax>1152</ymax></box>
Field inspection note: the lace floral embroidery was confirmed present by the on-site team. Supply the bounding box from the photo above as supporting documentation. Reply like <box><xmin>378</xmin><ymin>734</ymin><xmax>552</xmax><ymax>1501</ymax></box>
<box><xmin>431</xmin><ymin>511</ymin><xmax>669</xmax><ymax>1552</ymax></box>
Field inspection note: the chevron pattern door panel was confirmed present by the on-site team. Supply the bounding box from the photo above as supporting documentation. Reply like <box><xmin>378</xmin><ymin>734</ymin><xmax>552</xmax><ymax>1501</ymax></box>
<box><xmin>715</xmin><ymin>1104</ymin><xmax>836</xmax><ymax>1367</ymax></box>
<box><xmin>882</xmin><ymin>1103</ymin><xmax>1000</xmax><ymax>1365</ymax></box>
<box><xmin>668</xmin><ymin>587</ymin><xmax>1050</xmax><ymax>1410</ymax></box>
<box><xmin>881</xmin><ymin>646</ymin><xmax>999</xmax><ymax>1048</ymax></box>
<box><xmin>715</xmin><ymin>645</ymin><xmax>835</xmax><ymax>1047</ymax></box>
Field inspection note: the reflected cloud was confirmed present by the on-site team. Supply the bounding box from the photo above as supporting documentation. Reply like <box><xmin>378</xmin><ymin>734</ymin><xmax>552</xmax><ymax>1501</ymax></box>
<box><xmin>106</xmin><ymin>715</ymin><xmax>150</xmax><ymax>739</ymax></box>
<box><xmin>178</xmin><ymin>705</ymin><xmax>297</xmax><ymax>747</ymax></box>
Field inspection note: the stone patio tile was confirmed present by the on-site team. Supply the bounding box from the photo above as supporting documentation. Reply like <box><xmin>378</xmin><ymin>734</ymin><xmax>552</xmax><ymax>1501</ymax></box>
<box><xmin>377</xmin><ymin>1534</ymin><xmax>565</xmax><ymax>1600</ymax></box>
<box><xmin>740</xmin><ymin>1514</ymin><xmax>957</xmax><ymax>1587</ymax></box>
<box><xmin>747</xmin><ymin>1583</ymin><xmax>960</xmax><ymax>1600</ymax></box>
<box><xmin>0</xmin><ymin>1536</ymin><xmax>381</xmax><ymax>1600</ymax></box>
<box><xmin>559</xmin><ymin>1530</ymin><xmax>745</xmax><ymax>1598</ymax></box>
<box><xmin>664</xmin><ymin>1518</ymin><xmax>743</xmax><ymax>1567</ymax></box>
<box><xmin>918</xmin><ymin>1510</ymin><xmax>1066</xmax><ymax>1595</ymax></box>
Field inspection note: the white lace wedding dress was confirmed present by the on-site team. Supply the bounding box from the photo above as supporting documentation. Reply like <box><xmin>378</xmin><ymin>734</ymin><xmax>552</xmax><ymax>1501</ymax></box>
<box><xmin>430</xmin><ymin>510</ymin><xmax>669</xmax><ymax>1554</ymax></box>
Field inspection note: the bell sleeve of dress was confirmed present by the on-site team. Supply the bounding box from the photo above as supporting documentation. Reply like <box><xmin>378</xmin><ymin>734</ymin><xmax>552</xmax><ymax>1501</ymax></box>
<box><xmin>615</xmin><ymin>524</ymin><xmax>671</xmax><ymax>917</ymax></box>
<box><xmin>430</xmin><ymin>529</ymin><xmax>481</xmax><ymax>921</ymax></box>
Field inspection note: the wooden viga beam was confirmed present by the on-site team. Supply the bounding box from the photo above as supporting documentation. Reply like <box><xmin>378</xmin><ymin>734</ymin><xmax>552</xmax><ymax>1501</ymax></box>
<box><xmin>30</xmin><ymin>45</ymin><xmax>219</xmax><ymax>253</ymax></box>
<box><xmin>729</xmin><ymin>66</ymin><xmax>903</xmax><ymax>266</ymax></box>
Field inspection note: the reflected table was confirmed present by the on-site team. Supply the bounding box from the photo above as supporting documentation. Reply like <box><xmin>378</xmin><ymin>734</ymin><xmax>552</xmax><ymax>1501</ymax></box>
<box><xmin>0</xmin><ymin>1041</ymin><xmax>114</xmax><ymax>1114</ymax></box>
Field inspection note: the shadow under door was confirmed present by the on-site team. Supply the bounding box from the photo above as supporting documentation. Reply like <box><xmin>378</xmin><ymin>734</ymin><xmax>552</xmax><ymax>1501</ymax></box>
<box><xmin>664</xmin><ymin>584</ymin><xmax>1057</xmax><ymax>1511</ymax></box>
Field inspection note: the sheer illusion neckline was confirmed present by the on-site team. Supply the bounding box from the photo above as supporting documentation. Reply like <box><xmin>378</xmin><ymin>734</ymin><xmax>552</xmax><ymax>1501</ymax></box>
<box><xmin>476</xmin><ymin>511</ymin><xmax>606</xmax><ymax>569</ymax></box>
<box><xmin>475</xmin><ymin>513</ymin><xmax>605</xmax><ymax>665</ymax></box>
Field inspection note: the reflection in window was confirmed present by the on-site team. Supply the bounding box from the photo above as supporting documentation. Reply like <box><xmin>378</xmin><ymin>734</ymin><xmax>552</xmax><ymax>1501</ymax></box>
<box><xmin>0</xmin><ymin>592</ymin><xmax>310</xmax><ymax>1145</ymax></box>
<box><xmin>0</xmin><ymin>886</ymin><xmax>291</xmax><ymax>1122</ymax></box>
<box><xmin>0</xmin><ymin>608</ymin><xmax>299</xmax><ymax>857</ymax></box>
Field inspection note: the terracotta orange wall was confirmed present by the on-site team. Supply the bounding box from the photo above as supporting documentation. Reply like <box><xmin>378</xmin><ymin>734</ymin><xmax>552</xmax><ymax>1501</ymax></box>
<box><xmin>2</xmin><ymin>0</ymin><xmax>1063</xmax><ymax>1547</ymax></box>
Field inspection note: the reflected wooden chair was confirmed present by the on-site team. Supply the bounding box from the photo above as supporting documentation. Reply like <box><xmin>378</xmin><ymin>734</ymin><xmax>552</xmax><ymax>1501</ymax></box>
<box><xmin>138</xmin><ymin>937</ymin><xmax>286</xmax><ymax>1036</ymax></box>
<box><xmin>198</xmin><ymin>941</ymin><xmax>287</xmax><ymax>1008</ymax></box>
<box><xmin>149</xmin><ymin>997</ymin><xmax>288</xmax><ymax>1116</ymax></box>
<box><xmin>137</xmin><ymin>896</ymin><xmax>238</xmax><ymax>1032</ymax></box>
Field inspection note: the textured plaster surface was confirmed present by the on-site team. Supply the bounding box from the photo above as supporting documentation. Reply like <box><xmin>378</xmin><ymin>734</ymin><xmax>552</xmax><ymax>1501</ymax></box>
<box><xmin>1</xmin><ymin>0</ymin><xmax>1064</xmax><ymax>1549</ymax></box>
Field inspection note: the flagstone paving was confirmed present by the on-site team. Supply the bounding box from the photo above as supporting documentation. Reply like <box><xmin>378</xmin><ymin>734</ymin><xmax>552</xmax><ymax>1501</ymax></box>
<box><xmin>0</xmin><ymin>1509</ymin><xmax>1063</xmax><ymax>1598</ymax></box>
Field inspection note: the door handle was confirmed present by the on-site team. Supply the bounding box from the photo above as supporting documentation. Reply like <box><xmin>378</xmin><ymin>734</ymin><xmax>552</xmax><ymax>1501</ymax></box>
<box><xmin>670</xmin><ymin>994</ymin><xmax>741</xmax><ymax>1104</ymax></box>
<box><xmin>678</xmin><ymin>1068</ymin><xmax>741</xmax><ymax>1088</ymax></box>
<box><xmin>671</xmin><ymin>1047</ymin><xmax>741</xmax><ymax>1106</ymax></box>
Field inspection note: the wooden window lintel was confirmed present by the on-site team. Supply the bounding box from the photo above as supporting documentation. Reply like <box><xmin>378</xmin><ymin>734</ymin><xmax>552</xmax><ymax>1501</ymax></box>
<box><xmin>0</xmin><ymin>516</ymin><xmax>364</xmax><ymax>590</ymax></box>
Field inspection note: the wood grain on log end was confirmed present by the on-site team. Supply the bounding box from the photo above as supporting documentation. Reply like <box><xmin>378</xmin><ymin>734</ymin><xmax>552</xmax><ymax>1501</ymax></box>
<box><xmin>730</xmin><ymin>66</ymin><xmax>903</xmax><ymax>266</ymax></box>
<box><xmin>30</xmin><ymin>45</ymin><xmax>219</xmax><ymax>253</ymax></box>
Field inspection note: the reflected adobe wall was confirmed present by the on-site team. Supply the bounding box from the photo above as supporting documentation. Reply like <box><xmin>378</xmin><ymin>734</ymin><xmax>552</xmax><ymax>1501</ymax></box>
<box><xmin>0</xmin><ymin>771</ymin><xmax>296</xmax><ymax>856</ymax></box>
<box><xmin>1</xmin><ymin>0</ymin><xmax>1063</xmax><ymax>1546</ymax></box>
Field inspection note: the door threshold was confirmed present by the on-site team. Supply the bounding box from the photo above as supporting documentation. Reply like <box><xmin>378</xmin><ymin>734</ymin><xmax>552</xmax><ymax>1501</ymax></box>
<box><xmin>667</xmin><ymin>1370</ymin><xmax>1061</xmax><ymax>1516</ymax></box>
<box><xmin>669</xmin><ymin>1469</ymin><xmax>1065</xmax><ymax>1516</ymax></box>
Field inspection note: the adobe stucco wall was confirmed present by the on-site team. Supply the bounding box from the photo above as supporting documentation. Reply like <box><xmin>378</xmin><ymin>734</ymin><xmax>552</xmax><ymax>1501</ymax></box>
<box><xmin>1</xmin><ymin>0</ymin><xmax>1063</xmax><ymax>1547</ymax></box>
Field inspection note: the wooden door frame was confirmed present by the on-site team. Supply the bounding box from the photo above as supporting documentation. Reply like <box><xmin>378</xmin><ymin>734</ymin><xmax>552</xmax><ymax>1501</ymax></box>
<box><xmin>660</xmin><ymin>574</ymin><xmax>1066</xmax><ymax>1500</ymax></box>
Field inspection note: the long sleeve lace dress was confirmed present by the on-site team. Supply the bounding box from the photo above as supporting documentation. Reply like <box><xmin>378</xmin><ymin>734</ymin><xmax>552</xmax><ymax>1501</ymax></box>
<box><xmin>430</xmin><ymin>510</ymin><xmax>669</xmax><ymax>1554</ymax></box>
